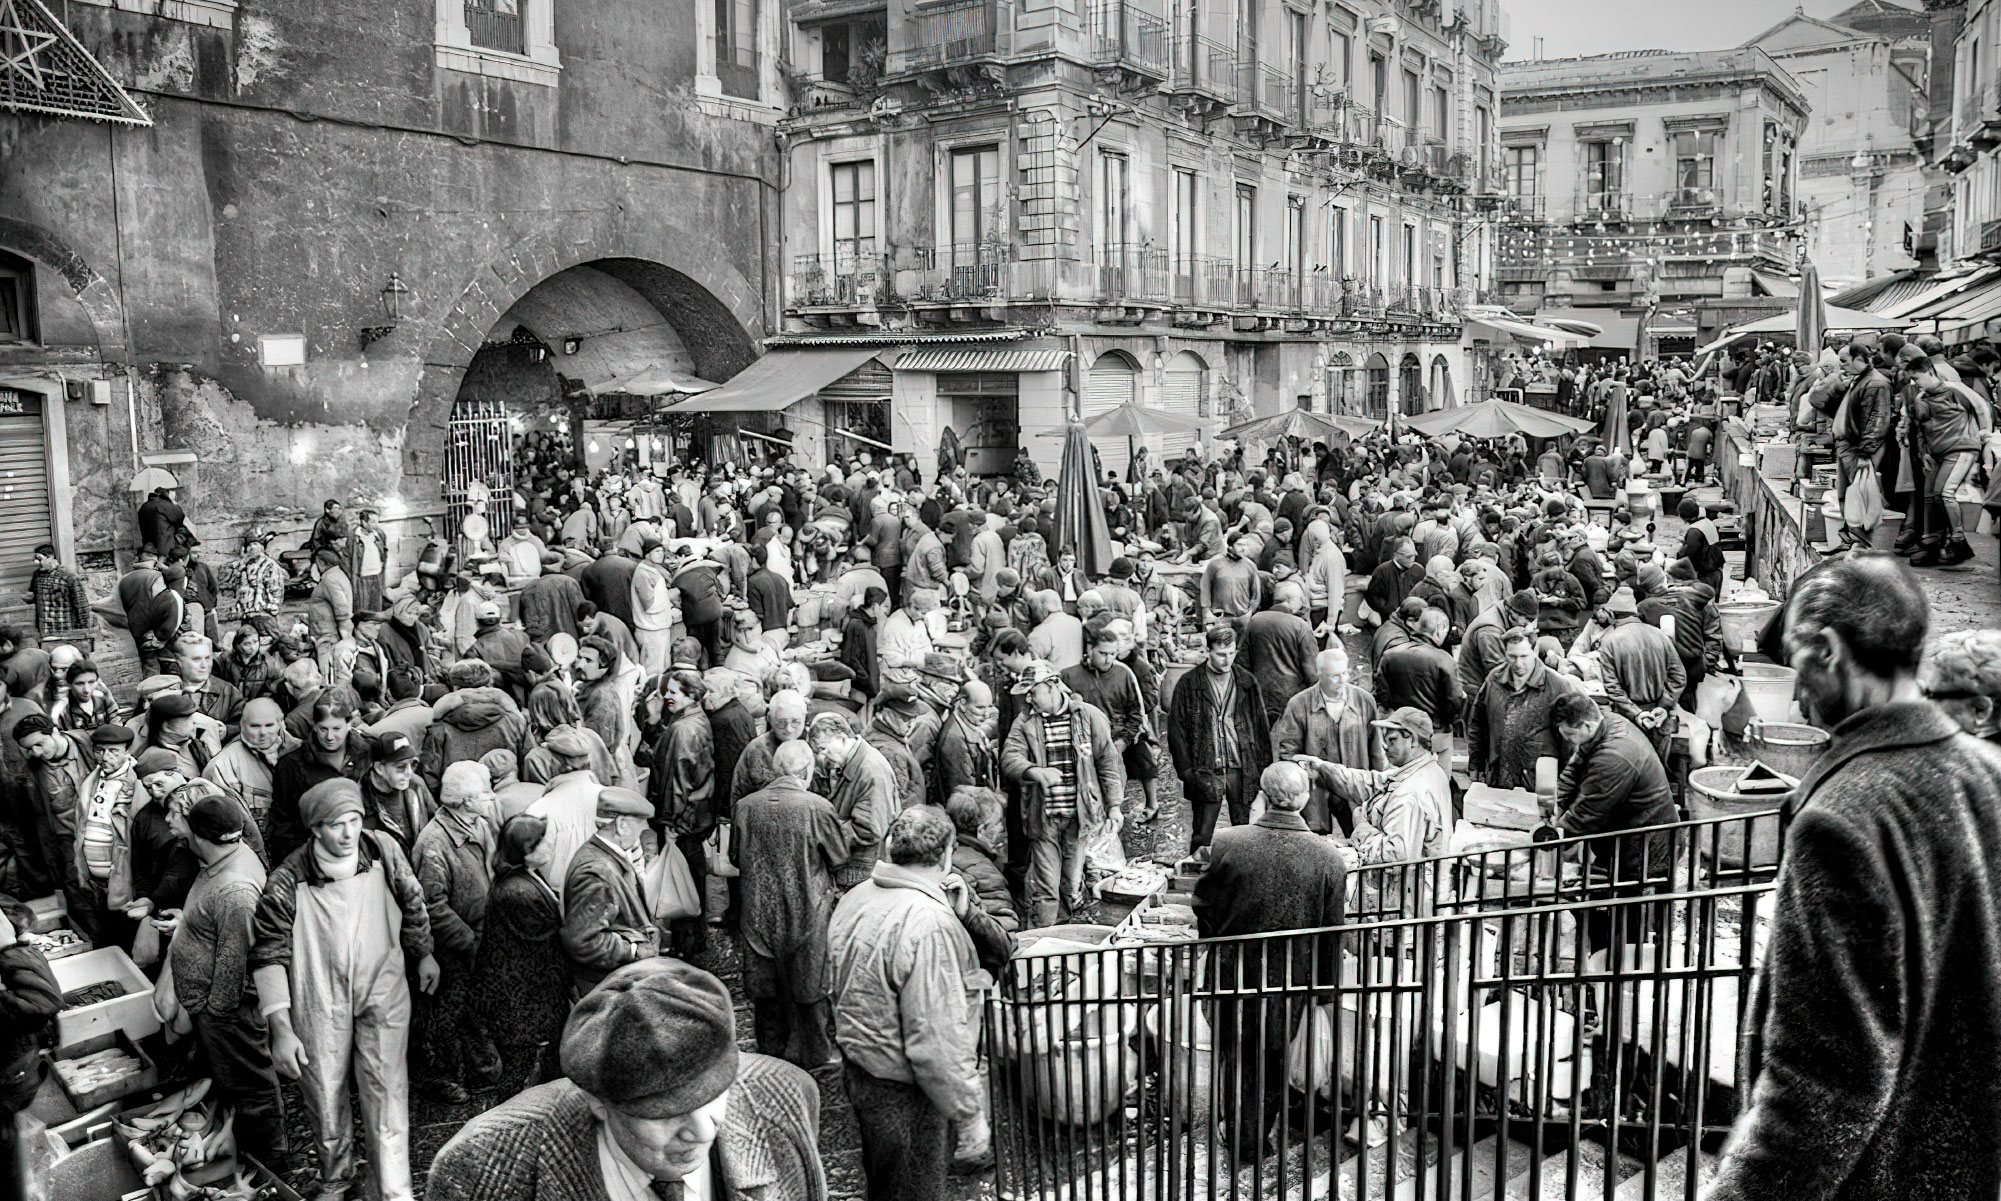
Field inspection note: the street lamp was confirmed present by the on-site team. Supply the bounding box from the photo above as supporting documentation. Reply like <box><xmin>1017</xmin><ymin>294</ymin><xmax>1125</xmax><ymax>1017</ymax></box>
<box><xmin>360</xmin><ymin>272</ymin><xmax>412</xmax><ymax>349</ymax></box>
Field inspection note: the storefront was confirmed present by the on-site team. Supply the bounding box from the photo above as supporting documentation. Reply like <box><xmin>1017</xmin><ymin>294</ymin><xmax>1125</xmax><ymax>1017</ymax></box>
<box><xmin>0</xmin><ymin>380</ymin><xmax>75</xmax><ymax>625</ymax></box>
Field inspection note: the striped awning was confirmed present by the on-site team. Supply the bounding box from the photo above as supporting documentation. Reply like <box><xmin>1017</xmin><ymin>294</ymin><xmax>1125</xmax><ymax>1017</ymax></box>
<box><xmin>892</xmin><ymin>348</ymin><xmax>1072</xmax><ymax>373</ymax></box>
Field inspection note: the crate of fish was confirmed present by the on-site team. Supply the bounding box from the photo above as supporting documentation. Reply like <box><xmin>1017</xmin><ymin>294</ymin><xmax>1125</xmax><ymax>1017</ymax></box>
<box><xmin>55</xmin><ymin>1031</ymin><xmax>159</xmax><ymax>1111</ymax></box>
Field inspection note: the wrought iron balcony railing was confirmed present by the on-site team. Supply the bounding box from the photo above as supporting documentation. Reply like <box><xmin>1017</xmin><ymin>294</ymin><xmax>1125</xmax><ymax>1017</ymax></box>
<box><xmin>1167</xmin><ymin>33</ymin><xmax>1235</xmax><ymax>101</ymax></box>
<box><xmin>790</xmin><ymin>252</ymin><xmax>887</xmax><ymax>308</ymax></box>
<box><xmin>1089</xmin><ymin>1</ymin><xmax>1170</xmax><ymax>76</ymax></box>
<box><xmin>892</xmin><ymin>0</ymin><xmax>1001</xmax><ymax>71</ymax></box>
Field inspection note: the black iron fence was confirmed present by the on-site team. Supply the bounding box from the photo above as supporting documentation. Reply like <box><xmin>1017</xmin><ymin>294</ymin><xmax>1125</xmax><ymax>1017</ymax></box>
<box><xmin>986</xmin><ymin>812</ymin><xmax>1784</xmax><ymax>1201</ymax></box>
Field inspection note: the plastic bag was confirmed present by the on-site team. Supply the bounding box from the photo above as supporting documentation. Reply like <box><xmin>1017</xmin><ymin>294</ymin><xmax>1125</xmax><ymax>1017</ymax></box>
<box><xmin>642</xmin><ymin>840</ymin><xmax>702</xmax><ymax>922</ymax></box>
<box><xmin>131</xmin><ymin>913</ymin><xmax>163</xmax><ymax>969</ymax></box>
<box><xmin>1843</xmin><ymin>463</ymin><xmax>1883</xmax><ymax>531</ymax></box>
<box><xmin>706</xmin><ymin>825</ymin><xmax>739</xmax><ymax>879</ymax></box>
<box><xmin>1286</xmin><ymin>1002</ymin><xmax>1338</xmax><ymax>1098</ymax></box>
<box><xmin>1083</xmin><ymin>807</ymin><xmax>1127</xmax><ymax>875</ymax></box>
<box><xmin>1695</xmin><ymin>673</ymin><xmax>1740</xmax><ymax>731</ymax></box>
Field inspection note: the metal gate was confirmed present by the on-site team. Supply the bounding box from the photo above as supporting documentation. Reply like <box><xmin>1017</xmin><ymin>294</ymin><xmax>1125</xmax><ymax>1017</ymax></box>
<box><xmin>444</xmin><ymin>398</ymin><xmax>516</xmax><ymax>539</ymax></box>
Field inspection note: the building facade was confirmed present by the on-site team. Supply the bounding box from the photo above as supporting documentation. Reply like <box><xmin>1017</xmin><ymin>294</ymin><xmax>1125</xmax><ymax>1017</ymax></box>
<box><xmin>1496</xmin><ymin>48</ymin><xmax>1810</xmax><ymax>356</ymax></box>
<box><xmin>0</xmin><ymin>0</ymin><xmax>788</xmax><ymax>617</ymax></box>
<box><xmin>767</xmin><ymin>0</ymin><xmax>1512</xmax><ymax>478</ymax></box>
<box><xmin>1746</xmin><ymin>5</ymin><xmax>1932</xmax><ymax>290</ymax></box>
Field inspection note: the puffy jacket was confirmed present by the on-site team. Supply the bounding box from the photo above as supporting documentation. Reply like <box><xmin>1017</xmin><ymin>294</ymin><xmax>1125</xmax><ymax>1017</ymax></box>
<box><xmin>420</xmin><ymin>688</ymin><xmax>531</xmax><ymax>797</ymax></box>
<box><xmin>1913</xmin><ymin>382</ymin><xmax>1991</xmax><ymax>459</ymax></box>
<box><xmin>1829</xmin><ymin>367</ymin><xmax>1894</xmax><ymax>457</ymax></box>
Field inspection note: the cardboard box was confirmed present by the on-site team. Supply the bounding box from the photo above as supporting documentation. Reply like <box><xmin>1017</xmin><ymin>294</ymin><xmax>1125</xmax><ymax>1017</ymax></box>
<box><xmin>54</xmin><ymin>1032</ymin><xmax>158</xmax><ymax>1112</ymax></box>
<box><xmin>51</xmin><ymin>947</ymin><xmax>160</xmax><ymax>1048</ymax></box>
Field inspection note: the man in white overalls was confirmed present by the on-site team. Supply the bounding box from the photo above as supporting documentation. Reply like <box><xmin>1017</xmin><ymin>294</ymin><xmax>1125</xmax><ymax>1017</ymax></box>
<box><xmin>251</xmin><ymin>778</ymin><xmax>439</xmax><ymax>1201</ymax></box>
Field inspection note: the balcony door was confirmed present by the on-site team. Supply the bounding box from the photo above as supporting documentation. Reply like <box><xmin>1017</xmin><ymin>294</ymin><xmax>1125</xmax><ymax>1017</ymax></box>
<box><xmin>949</xmin><ymin>145</ymin><xmax>1002</xmax><ymax>294</ymax></box>
<box><xmin>1583</xmin><ymin>140</ymin><xmax>1623</xmax><ymax>214</ymax></box>
<box><xmin>831</xmin><ymin>160</ymin><xmax>877</xmax><ymax>302</ymax></box>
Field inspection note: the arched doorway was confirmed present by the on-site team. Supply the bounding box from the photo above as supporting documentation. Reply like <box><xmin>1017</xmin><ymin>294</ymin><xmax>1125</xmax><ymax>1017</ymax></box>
<box><xmin>1159</xmin><ymin>351</ymin><xmax>1207</xmax><ymax>465</ymax></box>
<box><xmin>1363</xmin><ymin>353</ymin><xmax>1390</xmax><ymax>420</ymax></box>
<box><xmin>1430</xmin><ymin>354</ymin><xmax>1455</xmax><ymax>410</ymax></box>
<box><xmin>1324</xmin><ymin>351</ymin><xmax>1355</xmax><ymax>415</ymax></box>
<box><xmin>1399</xmin><ymin>353</ymin><xmax>1425</xmax><ymax>417</ymax></box>
<box><xmin>1083</xmin><ymin>350</ymin><xmax>1140</xmax><ymax>480</ymax></box>
<box><xmin>450</xmin><ymin>259</ymin><xmax>754</xmax><ymax>535</ymax></box>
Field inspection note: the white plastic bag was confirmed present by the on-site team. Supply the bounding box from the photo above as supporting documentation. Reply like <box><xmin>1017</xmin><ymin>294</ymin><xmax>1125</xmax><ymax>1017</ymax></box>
<box><xmin>1843</xmin><ymin>463</ymin><xmax>1884</xmax><ymax>531</ymax></box>
<box><xmin>642</xmin><ymin>840</ymin><xmax>703</xmax><ymax>922</ymax></box>
<box><xmin>1083</xmin><ymin>808</ymin><xmax>1127</xmax><ymax>875</ymax></box>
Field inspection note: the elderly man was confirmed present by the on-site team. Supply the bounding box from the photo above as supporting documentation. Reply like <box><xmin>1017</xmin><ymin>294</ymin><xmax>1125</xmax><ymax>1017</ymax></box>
<box><xmin>733</xmin><ymin>740</ymin><xmax>849</xmax><ymax>1069</ymax></box>
<box><xmin>829</xmin><ymin>807</ymin><xmax>992</xmax><ymax>1195</ymax></box>
<box><xmin>1002</xmin><ymin>660</ymin><xmax>1126</xmax><ymax>928</ymax></box>
<box><xmin>1594</xmin><ymin>586</ymin><xmax>1686</xmax><ymax>765</ymax></box>
<box><xmin>252</xmin><ymin>778</ymin><xmax>438</xmax><ymax>1201</ymax></box>
<box><xmin>1709</xmin><ymin>557</ymin><xmax>2001</xmax><ymax>1200</ymax></box>
<box><xmin>935</xmin><ymin>678</ymin><xmax>1000</xmax><ymax>803</ymax></box>
<box><xmin>1300</xmin><ymin>706</ymin><xmax>1452</xmax><ymax>877</ymax></box>
<box><xmin>1240</xmin><ymin>581</ymin><xmax>1321</xmax><ymax>720</ymax></box>
<box><xmin>1549</xmin><ymin>693</ymin><xmax>1678</xmax><ymax>955</ymax></box>
<box><xmin>1364</xmin><ymin>537</ymin><xmax>1424</xmax><ymax>625</ymax></box>
<box><xmin>806</xmin><ymin>712</ymin><xmax>899</xmax><ymax>893</ymax></box>
<box><xmin>161</xmin><ymin>793</ymin><xmax>286</xmax><ymax>1166</ymax></box>
<box><xmin>1027</xmin><ymin>588</ymin><xmax>1085</xmax><ymax>671</ymax></box>
<box><xmin>730</xmin><ymin>688</ymin><xmax>809</xmax><ymax>806</ymax></box>
<box><xmin>1467</xmin><ymin>626</ymin><xmax>1582</xmax><ymax>789</ymax></box>
<box><xmin>174</xmin><ymin>634</ymin><xmax>244</xmax><ymax>742</ymax></box>
<box><xmin>1193</xmin><ymin>762</ymin><xmax>1346</xmax><ymax>1160</ymax></box>
<box><xmin>427</xmin><ymin>957</ymin><xmax>827</xmax><ymax>1201</ymax></box>
<box><xmin>411</xmin><ymin>761</ymin><xmax>501</xmax><ymax>1104</ymax></box>
<box><xmin>1375</xmin><ymin>607</ymin><xmax>1464</xmax><ymax>752</ymax></box>
<box><xmin>560</xmin><ymin>786</ymin><xmax>661</xmax><ymax>991</ymax></box>
<box><xmin>523</xmin><ymin>726</ymin><xmax>606</xmax><ymax>902</ymax></box>
<box><xmin>203</xmin><ymin>697</ymin><xmax>297</xmax><ymax>838</ymax></box>
<box><xmin>1270</xmin><ymin>647</ymin><xmax>1383</xmax><ymax>836</ymax></box>
<box><xmin>881</xmin><ymin>588</ymin><xmax>940</xmax><ymax>688</ymax></box>
<box><xmin>1920</xmin><ymin>628</ymin><xmax>2001</xmax><ymax>744</ymax></box>
<box><xmin>1167</xmin><ymin>625</ymin><xmax>1272</xmax><ymax>851</ymax></box>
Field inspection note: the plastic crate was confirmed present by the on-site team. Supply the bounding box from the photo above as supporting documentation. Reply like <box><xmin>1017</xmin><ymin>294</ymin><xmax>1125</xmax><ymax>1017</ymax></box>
<box><xmin>51</xmin><ymin>947</ymin><xmax>160</xmax><ymax>1048</ymax></box>
<box><xmin>54</xmin><ymin>1031</ymin><xmax>158</xmax><ymax>1112</ymax></box>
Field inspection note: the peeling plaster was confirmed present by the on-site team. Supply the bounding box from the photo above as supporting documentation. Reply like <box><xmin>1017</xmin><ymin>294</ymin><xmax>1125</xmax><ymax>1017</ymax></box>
<box><xmin>234</xmin><ymin>15</ymin><xmax>284</xmax><ymax>91</ymax></box>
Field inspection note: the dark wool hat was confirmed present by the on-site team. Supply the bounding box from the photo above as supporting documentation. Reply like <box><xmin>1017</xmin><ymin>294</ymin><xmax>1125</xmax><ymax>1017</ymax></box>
<box><xmin>561</xmin><ymin>957</ymin><xmax>739</xmax><ymax>1118</ymax></box>
<box><xmin>149</xmin><ymin>692</ymin><xmax>197</xmax><ymax>720</ymax></box>
<box><xmin>91</xmin><ymin>724</ymin><xmax>138</xmax><ymax>746</ymax></box>
<box><xmin>185</xmin><ymin>794</ymin><xmax>246</xmax><ymax>844</ymax></box>
<box><xmin>1506</xmin><ymin>589</ymin><xmax>1540</xmax><ymax>620</ymax></box>
<box><xmin>134</xmin><ymin>748</ymin><xmax>183</xmax><ymax>779</ymax></box>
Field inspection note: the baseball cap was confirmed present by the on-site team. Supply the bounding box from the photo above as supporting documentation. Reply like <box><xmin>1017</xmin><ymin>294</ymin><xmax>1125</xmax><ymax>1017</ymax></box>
<box><xmin>1371</xmin><ymin>706</ymin><xmax>1435</xmax><ymax>745</ymax></box>
<box><xmin>475</xmin><ymin>600</ymin><xmax>503</xmax><ymax>622</ymax></box>
<box><xmin>1009</xmin><ymin>660</ymin><xmax>1065</xmax><ymax>695</ymax></box>
<box><xmin>373</xmin><ymin>731</ymin><xmax>420</xmax><ymax>763</ymax></box>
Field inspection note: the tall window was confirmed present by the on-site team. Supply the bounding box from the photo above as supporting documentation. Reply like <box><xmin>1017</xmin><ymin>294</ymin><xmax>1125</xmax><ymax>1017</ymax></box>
<box><xmin>831</xmin><ymin>161</ymin><xmax>877</xmax><ymax>272</ymax></box>
<box><xmin>466</xmin><ymin>0</ymin><xmax>524</xmax><ymax>53</ymax></box>
<box><xmin>1674</xmin><ymin>130</ymin><xmax>1718</xmax><ymax>204</ymax></box>
<box><xmin>1330</xmin><ymin>207</ymin><xmax>1348</xmax><ymax>279</ymax></box>
<box><xmin>822</xmin><ymin>24</ymin><xmax>852</xmax><ymax>82</ymax></box>
<box><xmin>1235</xmin><ymin>184</ymin><xmax>1258</xmax><ymax>302</ymax></box>
<box><xmin>950</xmin><ymin>145</ymin><xmax>1002</xmax><ymax>288</ymax></box>
<box><xmin>1402</xmin><ymin>68</ymin><xmax>1420</xmax><ymax>125</ymax></box>
<box><xmin>714</xmin><ymin>0</ymin><xmax>758</xmax><ymax>97</ymax></box>
<box><xmin>1476</xmin><ymin>106</ymin><xmax>1491</xmax><ymax>178</ymax></box>
<box><xmin>1288</xmin><ymin>10</ymin><xmax>1307</xmax><ymax>122</ymax></box>
<box><xmin>1284</xmin><ymin>196</ymin><xmax>1305</xmax><ymax>301</ymax></box>
<box><xmin>0</xmin><ymin>252</ymin><xmax>36</xmax><ymax>345</ymax></box>
<box><xmin>1332</xmin><ymin>31</ymin><xmax>1350</xmax><ymax>87</ymax></box>
<box><xmin>1369</xmin><ymin>213</ymin><xmax>1385</xmax><ymax>284</ymax></box>
<box><xmin>1401</xmin><ymin>224</ymin><xmax>1417</xmax><ymax>285</ymax></box>
<box><xmin>1098</xmin><ymin>152</ymin><xmax>1130</xmax><ymax>255</ymax></box>
<box><xmin>1505</xmin><ymin>145</ymin><xmax>1538</xmax><ymax>209</ymax></box>
<box><xmin>1371</xmin><ymin>54</ymin><xmax>1386</xmax><ymax>111</ymax></box>
<box><xmin>1171</xmin><ymin>169</ymin><xmax>1198</xmax><ymax>270</ymax></box>
<box><xmin>1583</xmin><ymin>140</ymin><xmax>1623</xmax><ymax>211</ymax></box>
<box><xmin>1431</xmin><ymin>84</ymin><xmax>1448</xmax><ymax>140</ymax></box>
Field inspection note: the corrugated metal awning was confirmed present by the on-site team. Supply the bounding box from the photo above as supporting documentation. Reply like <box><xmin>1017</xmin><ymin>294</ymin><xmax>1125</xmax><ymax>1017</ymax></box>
<box><xmin>1749</xmin><ymin>271</ymin><xmax>1798</xmax><ymax>298</ymax></box>
<box><xmin>892</xmin><ymin>348</ymin><xmax>1073</xmax><ymax>373</ymax></box>
<box><xmin>670</xmin><ymin>347</ymin><xmax>883</xmax><ymax>414</ymax></box>
<box><xmin>1934</xmin><ymin>276</ymin><xmax>2001</xmax><ymax>340</ymax></box>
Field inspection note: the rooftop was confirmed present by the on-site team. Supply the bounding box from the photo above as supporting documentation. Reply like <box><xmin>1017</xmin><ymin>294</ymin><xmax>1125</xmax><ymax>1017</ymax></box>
<box><xmin>1499</xmin><ymin>46</ymin><xmax>1809</xmax><ymax>113</ymax></box>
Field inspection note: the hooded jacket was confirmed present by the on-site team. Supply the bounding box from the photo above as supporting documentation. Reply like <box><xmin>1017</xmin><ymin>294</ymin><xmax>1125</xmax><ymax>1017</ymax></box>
<box><xmin>420</xmin><ymin>687</ymin><xmax>531</xmax><ymax>797</ymax></box>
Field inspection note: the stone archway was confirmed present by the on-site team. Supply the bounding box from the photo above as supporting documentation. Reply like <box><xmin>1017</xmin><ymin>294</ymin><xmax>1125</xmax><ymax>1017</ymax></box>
<box><xmin>404</xmin><ymin>231</ymin><xmax>763</xmax><ymax>488</ymax></box>
<box><xmin>0</xmin><ymin>217</ymin><xmax>130</xmax><ymax>360</ymax></box>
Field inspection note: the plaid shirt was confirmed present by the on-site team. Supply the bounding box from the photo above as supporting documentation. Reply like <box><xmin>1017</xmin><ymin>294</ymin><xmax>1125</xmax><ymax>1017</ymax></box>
<box><xmin>218</xmin><ymin>552</ymin><xmax>285</xmax><ymax>619</ymax></box>
<box><xmin>29</xmin><ymin>565</ymin><xmax>91</xmax><ymax>634</ymax></box>
<box><xmin>1041</xmin><ymin>710</ymin><xmax>1079</xmax><ymax>820</ymax></box>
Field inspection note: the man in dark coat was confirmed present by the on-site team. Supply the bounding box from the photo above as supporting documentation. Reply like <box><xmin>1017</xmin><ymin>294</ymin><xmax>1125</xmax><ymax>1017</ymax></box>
<box><xmin>516</xmin><ymin>556</ymin><xmax>584</xmax><ymax>646</ymax></box>
<box><xmin>1710</xmin><ymin>555</ymin><xmax>2001</xmax><ymax>1201</ymax></box>
<box><xmin>1550</xmin><ymin>694</ymin><xmax>1678</xmax><ymax>953</ymax></box>
<box><xmin>574</xmin><ymin>545</ymin><xmax>640</xmax><ymax>626</ymax></box>
<box><xmin>1467</xmin><ymin>626</ymin><xmax>1581</xmax><ymax>789</ymax></box>
<box><xmin>427</xmin><ymin>958</ymin><xmax>828</xmax><ymax>1201</ymax></box>
<box><xmin>1364</xmin><ymin>536</ymin><xmax>1424</xmax><ymax>623</ymax></box>
<box><xmin>1238</xmin><ymin>583</ymin><xmax>1321</xmax><ymax>721</ymax></box>
<box><xmin>558</xmin><ymin>788</ymin><xmax>660</xmax><ymax>991</ymax></box>
<box><xmin>1167</xmin><ymin>624</ymin><xmax>1272</xmax><ymax>851</ymax></box>
<box><xmin>1815</xmin><ymin>340</ymin><xmax>1894</xmax><ymax>548</ymax></box>
<box><xmin>1374</xmin><ymin>608</ymin><xmax>1464</xmax><ymax>740</ymax></box>
<box><xmin>732</xmin><ymin>741</ymin><xmax>848</xmax><ymax>1069</ymax></box>
<box><xmin>137</xmin><ymin>486</ymin><xmax>191</xmax><ymax>555</ymax></box>
<box><xmin>1192</xmin><ymin>762</ymin><xmax>1346</xmax><ymax>1159</ymax></box>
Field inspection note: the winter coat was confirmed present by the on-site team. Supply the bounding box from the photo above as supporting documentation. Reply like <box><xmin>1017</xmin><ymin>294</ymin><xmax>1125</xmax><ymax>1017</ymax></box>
<box><xmin>1553</xmin><ymin>712</ymin><xmax>1678</xmax><ymax>879</ymax></box>
<box><xmin>558</xmin><ymin>836</ymin><xmax>659</xmax><ymax>991</ymax></box>
<box><xmin>1193</xmin><ymin>809</ymin><xmax>1346</xmax><ymax>988</ymax></box>
<box><xmin>817</xmin><ymin>739</ymin><xmax>899</xmax><ymax>890</ymax></box>
<box><xmin>471</xmin><ymin>866</ymin><xmax>571</xmax><ymax>1051</ymax></box>
<box><xmin>420</xmin><ymin>688</ymin><xmax>532</xmax><ymax>798</ymax></box>
<box><xmin>731</xmin><ymin>777</ymin><xmax>849</xmax><ymax>998</ymax></box>
<box><xmin>1166</xmin><ymin>664</ymin><xmax>1272</xmax><ymax>783</ymax></box>
<box><xmin>516</xmin><ymin>573</ymin><xmax>584</xmax><ymax>645</ymax></box>
<box><xmin>934</xmin><ymin>713</ymin><xmax>998</xmax><ymax>804</ymax></box>
<box><xmin>411</xmin><ymin>807</ymin><xmax>498</xmax><ymax>960</ymax></box>
<box><xmin>1466</xmin><ymin>660</ymin><xmax>1581</xmax><ymax>789</ymax></box>
<box><xmin>649</xmin><ymin>709</ymin><xmax>716</xmax><ymax>837</ymax></box>
<box><xmin>1239</xmin><ymin>609</ymin><xmax>1321</xmax><ymax>720</ymax></box>
<box><xmin>1710</xmin><ymin>703</ymin><xmax>2001</xmax><ymax>1201</ymax></box>
<box><xmin>1269</xmin><ymin>684</ymin><xmax>1384</xmax><ymax>835</ymax></box>
<box><xmin>1827</xmin><ymin>367</ymin><xmax>1894</xmax><ymax>458</ymax></box>
<box><xmin>1001</xmin><ymin>694</ymin><xmax>1126</xmax><ymax>840</ymax></box>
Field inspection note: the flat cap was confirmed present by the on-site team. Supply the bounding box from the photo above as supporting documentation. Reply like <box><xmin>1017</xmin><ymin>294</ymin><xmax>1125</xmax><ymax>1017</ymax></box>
<box><xmin>91</xmin><ymin>724</ymin><xmax>138</xmax><ymax>747</ymax></box>
<box><xmin>596</xmin><ymin>787</ymin><xmax>652</xmax><ymax>818</ymax></box>
<box><xmin>134</xmin><ymin>748</ymin><xmax>182</xmax><ymax>779</ymax></box>
<box><xmin>541</xmin><ymin>724</ymin><xmax>594</xmax><ymax>758</ymax></box>
<box><xmin>561</xmin><ymin>958</ymin><xmax>739</xmax><ymax>1118</ymax></box>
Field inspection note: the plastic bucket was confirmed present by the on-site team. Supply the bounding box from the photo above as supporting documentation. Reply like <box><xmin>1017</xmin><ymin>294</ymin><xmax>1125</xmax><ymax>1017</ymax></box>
<box><xmin>1744</xmin><ymin>720</ymin><xmax>1829</xmax><ymax>781</ymax></box>
<box><xmin>1717</xmin><ymin>600</ymin><xmax>1781</xmax><ymax>653</ymax></box>
<box><xmin>1686</xmin><ymin>766</ymin><xmax>1785</xmax><ymax>872</ymax></box>
<box><xmin>1001</xmin><ymin>928</ymin><xmax>1142</xmax><ymax>1127</ymax></box>
<box><xmin>1739</xmin><ymin>662</ymin><xmax>1798</xmax><ymax>724</ymax></box>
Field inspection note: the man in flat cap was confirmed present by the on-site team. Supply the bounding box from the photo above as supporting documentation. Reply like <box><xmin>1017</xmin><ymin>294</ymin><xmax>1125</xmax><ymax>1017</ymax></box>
<box><xmin>250</xmin><ymin>777</ymin><xmax>438</xmax><ymax>1201</ymax></box>
<box><xmin>560</xmin><ymin>787</ymin><xmax>661</xmax><ymax>992</ymax></box>
<box><xmin>525</xmin><ymin>724</ymin><xmax>607</xmax><ymax>902</ymax></box>
<box><xmin>427</xmin><ymin>957</ymin><xmax>826</xmax><ymax>1201</ymax></box>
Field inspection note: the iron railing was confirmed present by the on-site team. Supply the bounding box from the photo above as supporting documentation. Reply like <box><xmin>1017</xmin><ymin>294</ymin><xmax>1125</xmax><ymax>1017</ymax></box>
<box><xmin>790</xmin><ymin>252</ymin><xmax>887</xmax><ymax>308</ymax></box>
<box><xmin>1258</xmin><ymin>64</ymin><xmax>1295</xmax><ymax>122</ymax></box>
<box><xmin>1577</xmin><ymin>189</ymin><xmax>1633</xmax><ymax>220</ymax></box>
<box><xmin>1090</xmin><ymin>0</ymin><xmax>1171</xmax><ymax>76</ymax></box>
<box><xmin>989</xmin><ymin>881</ymin><xmax>1771</xmax><ymax>1201</ymax></box>
<box><xmin>1168</xmin><ymin>33</ymin><xmax>1235</xmax><ymax>101</ymax></box>
<box><xmin>1097</xmin><ymin>245</ymin><xmax>1171</xmax><ymax>301</ymax></box>
<box><xmin>895</xmin><ymin>0</ymin><xmax>1000</xmax><ymax>70</ymax></box>
<box><xmin>465</xmin><ymin>0</ymin><xmax>525</xmax><ymax>53</ymax></box>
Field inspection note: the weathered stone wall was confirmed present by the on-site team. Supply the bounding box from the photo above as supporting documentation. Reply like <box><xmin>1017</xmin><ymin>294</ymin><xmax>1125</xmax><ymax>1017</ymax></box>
<box><xmin>0</xmin><ymin>0</ymin><xmax>782</xmax><ymax>557</ymax></box>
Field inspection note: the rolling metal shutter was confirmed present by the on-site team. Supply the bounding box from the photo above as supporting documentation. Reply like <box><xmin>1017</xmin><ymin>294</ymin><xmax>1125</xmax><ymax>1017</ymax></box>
<box><xmin>0</xmin><ymin>391</ymin><xmax>53</xmax><ymax>622</ymax></box>
<box><xmin>1082</xmin><ymin>361</ymin><xmax>1136</xmax><ymax>481</ymax></box>
<box><xmin>1159</xmin><ymin>364</ymin><xmax>1204</xmax><ymax>464</ymax></box>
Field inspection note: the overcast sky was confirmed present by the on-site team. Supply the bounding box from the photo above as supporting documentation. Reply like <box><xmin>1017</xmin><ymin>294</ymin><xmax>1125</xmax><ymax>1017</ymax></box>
<box><xmin>1501</xmin><ymin>0</ymin><xmax>1884</xmax><ymax>61</ymax></box>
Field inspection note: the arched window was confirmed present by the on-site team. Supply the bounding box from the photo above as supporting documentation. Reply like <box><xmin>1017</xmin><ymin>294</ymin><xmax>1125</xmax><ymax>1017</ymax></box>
<box><xmin>1364</xmin><ymin>352</ymin><xmax>1390</xmax><ymax>419</ymax></box>
<box><xmin>1429</xmin><ymin>354</ymin><xmax>1454</xmax><ymax>410</ymax></box>
<box><xmin>1324</xmin><ymin>350</ymin><xmax>1355</xmax><ymax>415</ymax></box>
<box><xmin>1400</xmin><ymin>352</ymin><xmax>1424</xmax><ymax>417</ymax></box>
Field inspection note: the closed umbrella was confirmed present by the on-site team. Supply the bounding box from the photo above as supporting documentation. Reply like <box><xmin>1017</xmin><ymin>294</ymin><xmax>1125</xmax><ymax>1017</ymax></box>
<box><xmin>1053</xmin><ymin>421</ymin><xmax>1115</xmax><ymax>578</ymax></box>
<box><xmin>1797</xmin><ymin>262</ymin><xmax>1825</xmax><ymax>357</ymax></box>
